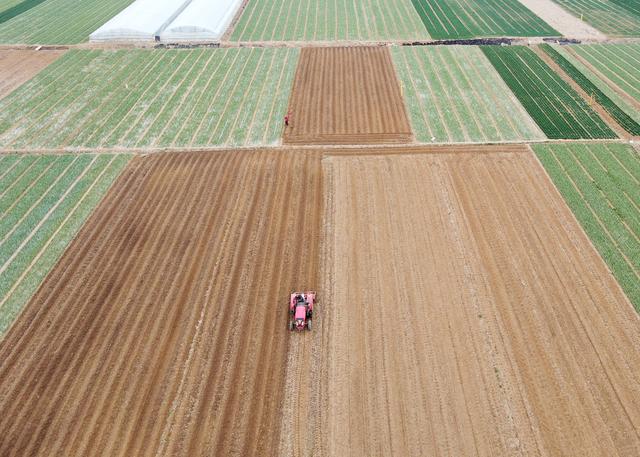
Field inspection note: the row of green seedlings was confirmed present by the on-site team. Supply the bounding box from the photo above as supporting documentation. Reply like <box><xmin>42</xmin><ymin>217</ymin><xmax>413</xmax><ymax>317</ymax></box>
<box><xmin>481</xmin><ymin>45</ymin><xmax>615</xmax><ymax>140</ymax></box>
<box><xmin>540</xmin><ymin>44</ymin><xmax>640</xmax><ymax>136</ymax></box>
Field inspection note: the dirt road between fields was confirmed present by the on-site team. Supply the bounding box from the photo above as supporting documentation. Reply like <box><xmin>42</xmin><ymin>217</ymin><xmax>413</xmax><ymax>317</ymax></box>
<box><xmin>286</xmin><ymin>145</ymin><xmax>640</xmax><ymax>457</ymax></box>
<box><xmin>0</xmin><ymin>150</ymin><xmax>323</xmax><ymax>457</ymax></box>
<box><xmin>0</xmin><ymin>50</ymin><xmax>64</xmax><ymax>100</ymax></box>
<box><xmin>283</xmin><ymin>47</ymin><xmax>413</xmax><ymax>145</ymax></box>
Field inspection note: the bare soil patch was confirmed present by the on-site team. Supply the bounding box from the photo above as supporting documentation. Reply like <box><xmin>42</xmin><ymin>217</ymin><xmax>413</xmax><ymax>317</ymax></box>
<box><xmin>304</xmin><ymin>145</ymin><xmax>640</xmax><ymax>456</ymax></box>
<box><xmin>0</xmin><ymin>149</ymin><xmax>323</xmax><ymax>457</ymax></box>
<box><xmin>516</xmin><ymin>0</ymin><xmax>607</xmax><ymax>40</ymax></box>
<box><xmin>0</xmin><ymin>50</ymin><xmax>64</xmax><ymax>100</ymax></box>
<box><xmin>283</xmin><ymin>47</ymin><xmax>413</xmax><ymax>145</ymax></box>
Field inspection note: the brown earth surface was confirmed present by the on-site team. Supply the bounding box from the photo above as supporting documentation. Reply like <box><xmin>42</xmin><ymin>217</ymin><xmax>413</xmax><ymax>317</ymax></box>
<box><xmin>283</xmin><ymin>47</ymin><xmax>413</xmax><ymax>145</ymax></box>
<box><xmin>286</xmin><ymin>145</ymin><xmax>640</xmax><ymax>457</ymax></box>
<box><xmin>0</xmin><ymin>50</ymin><xmax>64</xmax><ymax>100</ymax></box>
<box><xmin>0</xmin><ymin>149</ymin><xmax>323</xmax><ymax>457</ymax></box>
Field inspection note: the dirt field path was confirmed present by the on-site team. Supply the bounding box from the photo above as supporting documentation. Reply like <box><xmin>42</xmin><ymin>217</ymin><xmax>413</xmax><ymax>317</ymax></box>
<box><xmin>283</xmin><ymin>47</ymin><xmax>413</xmax><ymax>145</ymax></box>
<box><xmin>306</xmin><ymin>146</ymin><xmax>640</xmax><ymax>456</ymax></box>
<box><xmin>0</xmin><ymin>50</ymin><xmax>64</xmax><ymax>100</ymax></box>
<box><xmin>0</xmin><ymin>150</ymin><xmax>323</xmax><ymax>457</ymax></box>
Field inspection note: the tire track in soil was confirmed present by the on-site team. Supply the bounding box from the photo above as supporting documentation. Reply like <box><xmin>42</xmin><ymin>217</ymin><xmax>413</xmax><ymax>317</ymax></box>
<box><xmin>0</xmin><ymin>149</ymin><xmax>323</xmax><ymax>457</ymax></box>
<box><xmin>313</xmin><ymin>146</ymin><xmax>640</xmax><ymax>457</ymax></box>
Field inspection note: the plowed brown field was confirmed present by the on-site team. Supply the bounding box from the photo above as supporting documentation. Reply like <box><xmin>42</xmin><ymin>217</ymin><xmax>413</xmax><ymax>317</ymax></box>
<box><xmin>0</xmin><ymin>150</ymin><xmax>322</xmax><ymax>457</ymax></box>
<box><xmin>286</xmin><ymin>146</ymin><xmax>640</xmax><ymax>457</ymax></box>
<box><xmin>0</xmin><ymin>50</ymin><xmax>64</xmax><ymax>99</ymax></box>
<box><xmin>283</xmin><ymin>47</ymin><xmax>413</xmax><ymax>145</ymax></box>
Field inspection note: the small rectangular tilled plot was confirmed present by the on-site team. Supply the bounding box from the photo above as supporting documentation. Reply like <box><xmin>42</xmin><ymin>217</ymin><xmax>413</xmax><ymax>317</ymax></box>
<box><xmin>284</xmin><ymin>47</ymin><xmax>413</xmax><ymax>145</ymax></box>
<box><xmin>482</xmin><ymin>45</ymin><xmax>616</xmax><ymax>139</ymax></box>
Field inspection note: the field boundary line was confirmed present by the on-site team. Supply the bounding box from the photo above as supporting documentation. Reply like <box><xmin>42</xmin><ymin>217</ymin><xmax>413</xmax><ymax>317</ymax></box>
<box><xmin>261</xmin><ymin>48</ymin><xmax>293</xmax><ymax>144</ymax></box>
<box><xmin>0</xmin><ymin>155</ymin><xmax>117</xmax><ymax>312</ymax></box>
<box><xmin>533</xmin><ymin>46</ymin><xmax>628</xmax><ymax>139</ymax></box>
<box><xmin>397</xmin><ymin>49</ymin><xmax>436</xmax><ymax>140</ymax></box>
<box><xmin>517</xmin><ymin>49</ymin><xmax>597</xmax><ymax>137</ymax></box>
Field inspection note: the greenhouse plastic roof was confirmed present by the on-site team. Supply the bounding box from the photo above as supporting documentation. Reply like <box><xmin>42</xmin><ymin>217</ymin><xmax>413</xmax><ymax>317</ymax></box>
<box><xmin>90</xmin><ymin>0</ymin><xmax>192</xmax><ymax>42</ymax></box>
<box><xmin>160</xmin><ymin>0</ymin><xmax>243</xmax><ymax>42</ymax></box>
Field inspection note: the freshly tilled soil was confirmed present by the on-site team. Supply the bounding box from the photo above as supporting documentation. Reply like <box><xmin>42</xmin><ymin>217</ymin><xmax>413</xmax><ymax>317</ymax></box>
<box><xmin>0</xmin><ymin>150</ymin><xmax>323</xmax><ymax>457</ymax></box>
<box><xmin>296</xmin><ymin>146</ymin><xmax>640</xmax><ymax>457</ymax></box>
<box><xmin>283</xmin><ymin>47</ymin><xmax>413</xmax><ymax>145</ymax></box>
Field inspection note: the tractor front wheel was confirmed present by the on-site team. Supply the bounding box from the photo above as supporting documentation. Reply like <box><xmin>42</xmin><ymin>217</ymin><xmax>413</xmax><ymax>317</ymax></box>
<box><xmin>289</xmin><ymin>321</ymin><xmax>294</xmax><ymax>331</ymax></box>
<box><xmin>306</xmin><ymin>319</ymin><xmax>312</xmax><ymax>331</ymax></box>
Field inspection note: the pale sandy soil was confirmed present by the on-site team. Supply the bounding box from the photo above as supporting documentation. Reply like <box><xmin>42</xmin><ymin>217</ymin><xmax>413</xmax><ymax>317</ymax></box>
<box><xmin>294</xmin><ymin>145</ymin><xmax>640</xmax><ymax>457</ymax></box>
<box><xmin>517</xmin><ymin>0</ymin><xmax>607</xmax><ymax>40</ymax></box>
<box><xmin>0</xmin><ymin>50</ymin><xmax>64</xmax><ymax>99</ymax></box>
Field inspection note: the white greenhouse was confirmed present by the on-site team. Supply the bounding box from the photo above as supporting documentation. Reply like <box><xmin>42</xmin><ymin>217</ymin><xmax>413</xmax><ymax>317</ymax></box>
<box><xmin>160</xmin><ymin>0</ymin><xmax>243</xmax><ymax>42</ymax></box>
<box><xmin>90</xmin><ymin>0</ymin><xmax>242</xmax><ymax>42</ymax></box>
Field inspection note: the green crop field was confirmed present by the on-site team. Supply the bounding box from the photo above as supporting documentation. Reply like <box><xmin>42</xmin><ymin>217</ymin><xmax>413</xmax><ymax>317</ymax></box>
<box><xmin>565</xmin><ymin>44</ymin><xmax>640</xmax><ymax>103</ymax></box>
<box><xmin>534</xmin><ymin>143</ymin><xmax>640</xmax><ymax>311</ymax></box>
<box><xmin>482</xmin><ymin>46</ymin><xmax>615</xmax><ymax>139</ymax></box>
<box><xmin>540</xmin><ymin>44</ymin><xmax>640</xmax><ymax>136</ymax></box>
<box><xmin>230</xmin><ymin>0</ymin><xmax>429</xmax><ymax>41</ymax></box>
<box><xmin>409</xmin><ymin>0</ymin><xmax>558</xmax><ymax>39</ymax></box>
<box><xmin>0</xmin><ymin>153</ymin><xmax>130</xmax><ymax>336</ymax></box>
<box><xmin>550</xmin><ymin>0</ymin><xmax>640</xmax><ymax>37</ymax></box>
<box><xmin>392</xmin><ymin>46</ymin><xmax>545</xmax><ymax>142</ymax></box>
<box><xmin>553</xmin><ymin>46</ymin><xmax>640</xmax><ymax>127</ymax></box>
<box><xmin>0</xmin><ymin>0</ymin><xmax>133</xmax><ymax>44</ymax></box>
<box><xmin>0</xmin><ymin>48</ymin><xmax>298</xmax><ymax>150</ymax></box>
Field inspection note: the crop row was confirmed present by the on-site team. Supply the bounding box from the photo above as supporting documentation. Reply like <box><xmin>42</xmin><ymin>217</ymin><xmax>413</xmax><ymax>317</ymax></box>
<box><xmin>0</xmin><ymin>153</ymin><xmax>130</xmax><ymax>336</ymax></box>
<box><xmin>568</xmin><ymin>44</ymin><xmax>640</xmax><ymax>103</ymax></box>
<box><xmin>410</xmin><ymin>0</ymin><xmax>558</xmax><ymax>39</ymax></box>
<box><xmin>230</xmin><ymin>0</ymin><xmax>429</xmax><ymax>41</ymax></box>
<box><xmin>0</xmin><ymin>0</ymin><xmax>133</xmax><ymax>44</ymax></box>
<box><xmin>533</xmin><ymin>143</ymin><xmax>639</xmax><ymax>311</ymax></box>
<box><xmin>550</xmin><ymin>0</ymin><xmax>640</xmax><ymax>37</ymax></box>
<box><xmin>540</xmin><ymin>44</ymin><xmax>640</xmax><ymax>136</ymax></box>
<box><xmin>0</xmin><ymin>48</ymin><xmax>298</xmax><ymax>149</ymax></box>
<box><xmin>391</xmin><ymin>46</ymin><xmax>545</xmax><ymax>142</ymax></box>
<box><xmin>482</xmin><ymin>46</ymin><xmax>615</xmax><ymax>139</ymax></box>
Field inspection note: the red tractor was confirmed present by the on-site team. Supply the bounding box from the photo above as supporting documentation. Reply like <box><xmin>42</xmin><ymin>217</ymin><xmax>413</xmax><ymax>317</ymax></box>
<box><xmin>289</xmin><ymin>291</ymin><xmax>315</xmax><ymax>331</ymax></box>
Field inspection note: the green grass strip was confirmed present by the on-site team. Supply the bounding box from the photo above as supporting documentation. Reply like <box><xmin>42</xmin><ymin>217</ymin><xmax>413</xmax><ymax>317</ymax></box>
<box><xmin>540</xmin><ymin>44</ymin><xmax>640</xmax><ymax>136</ymax></box>
<box><xmin>0</xmin><ymin>153</ymin><xmax>131</xmax><ymax>337</ymax></box>
<box><xmin>534</xmin><ymin>143</ymin><xmax>640</xmax><ymax>311</ymax></box>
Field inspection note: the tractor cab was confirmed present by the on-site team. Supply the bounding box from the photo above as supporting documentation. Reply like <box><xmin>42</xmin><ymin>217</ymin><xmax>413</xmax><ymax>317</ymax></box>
<box><xmin>289</xmin><ymin>291</ymin><xmax>315</xmax><ymax>331</ymax></box>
